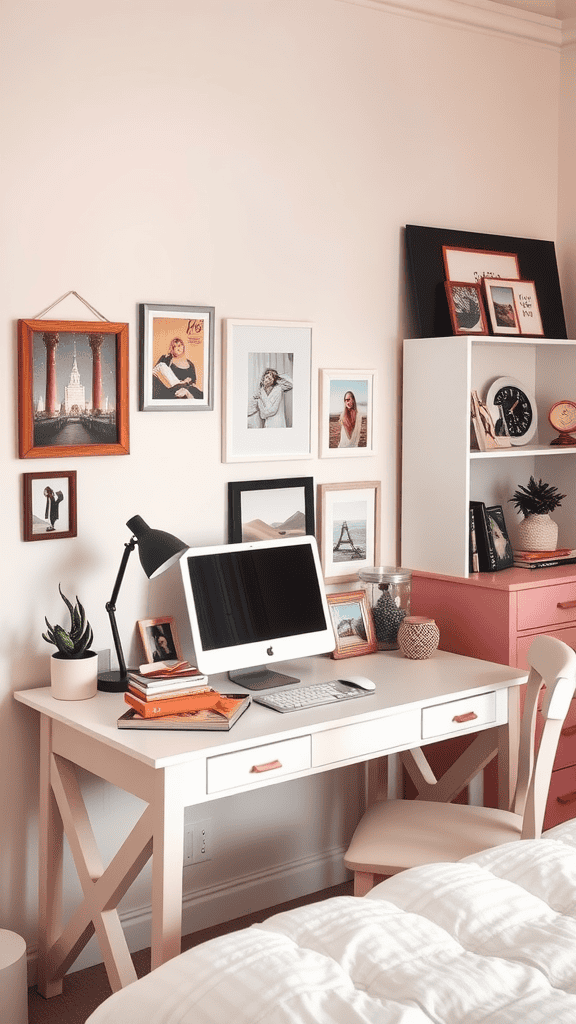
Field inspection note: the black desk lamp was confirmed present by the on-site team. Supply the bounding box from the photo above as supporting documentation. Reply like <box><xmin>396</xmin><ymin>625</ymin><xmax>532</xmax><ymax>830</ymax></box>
<box><xmin>98</xmin><ymin>515</ymin><xmax>188</xmax><ymax>692</ymax></box>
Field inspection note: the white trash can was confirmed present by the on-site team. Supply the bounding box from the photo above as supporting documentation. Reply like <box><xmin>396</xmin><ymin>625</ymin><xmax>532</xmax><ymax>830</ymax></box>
<box><xmin>0</xmin><ymin>930</ymin><xmax>27</xmax><ymax>1024</ymax></box>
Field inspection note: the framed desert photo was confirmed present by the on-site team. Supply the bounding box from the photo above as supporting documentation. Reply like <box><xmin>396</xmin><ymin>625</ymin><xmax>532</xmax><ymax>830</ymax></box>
<box><xmin>22</xmin><ymin>470</ymin><xmax>77</xmax><ymax>541</ymax></box>
<box><xmin>223</xmin><ymin>319</ymin><xmax>313</xmax><ymax>463</ymax></box>
<box><xmin>138</xmin><ymin>617</ymin><xmax>183</xmax><ymax>664</ymax></box>
<box><xmin>445</xmin><ymin>282</ymin><xmax>488</xmax><ymax>335</ymax></box>
<box><xmin>317</xmin><ymin>481</ymin><xmax>380</xmax><ymax>584</ymax></box>
<box><xmin>228</xmin><ymin>476</ymin><xmax>314</xmax><ymax>543</ymax></box>
<box><xmin>326</xmin><ymin>590</ymin><xmax>378</xmax><ymax>659</ymax></box>
<box><xmin>18</xmin><ymin>318</ymin><xmax>129</xmax><ymax>459</ymax></box>
<box><xmin>483</xmin><ymin>278</ymin><xmax>544</xmax><ymax>337</ymax></box>
<box><xmin>319</xmin><ymin>369</ymin><xmax>376</xmax><ymax>458</ymax></box>
<box><xmin>139</xmin><ymin>303</ymin><xmax>214</xmax><ymax>411</ymax></box>
<box><xmin>442</xmin><ymin>245</ymin><xmax>520</xmax><ymax>284</ymax></box>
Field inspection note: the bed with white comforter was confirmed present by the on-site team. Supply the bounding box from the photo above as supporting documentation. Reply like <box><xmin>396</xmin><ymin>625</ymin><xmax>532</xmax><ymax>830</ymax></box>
<box><xmin>86</xmin><ymin>818</ymin><xmax>576</xmax><ymax>1024</ymax></box>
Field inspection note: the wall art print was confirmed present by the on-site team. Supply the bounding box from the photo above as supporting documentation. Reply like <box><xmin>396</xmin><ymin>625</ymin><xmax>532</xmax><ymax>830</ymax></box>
<box><xmin>22</xmin><ymin>470</ymin><xmax>77</xmax><ymax>541</ymax></box>
<box><xmin>139</xmin><ymin>303</ymin><xmax>214</xmax><ymax>411</ymax></box>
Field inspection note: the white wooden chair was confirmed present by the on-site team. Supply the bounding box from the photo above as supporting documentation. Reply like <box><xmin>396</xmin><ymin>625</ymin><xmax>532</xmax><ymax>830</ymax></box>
<box><xmin>345</xmin><ymin>634</ymin><xmax>576</xmax><ymax>896</ymax></box>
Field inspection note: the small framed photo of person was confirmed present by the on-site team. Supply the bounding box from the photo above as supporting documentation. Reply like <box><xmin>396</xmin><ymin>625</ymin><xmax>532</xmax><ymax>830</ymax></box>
<box><xmin>22</xmin><ymin>470</ymin><xmax>77</xmax><ymax>541</ymax></box>
<box><xmin>139</xmin><ymin>303</ymin><xmax>215</xmax><ymax>411</ymax></box>
<box><xmin>138</xmin><ymin>617</ymin><xmax>183</xmax><ymax>664</ymax></box>
<box><xmin>319</xmin><ymin>369</ymin><xmax>376</xmax><ymax>458</ymax></box>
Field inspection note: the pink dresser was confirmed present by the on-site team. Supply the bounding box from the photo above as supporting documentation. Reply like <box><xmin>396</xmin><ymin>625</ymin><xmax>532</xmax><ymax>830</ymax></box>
<box><xmin>411</xmin><ymin>565</ymin><xmax>576</xmax><ymax>828</ymax></box>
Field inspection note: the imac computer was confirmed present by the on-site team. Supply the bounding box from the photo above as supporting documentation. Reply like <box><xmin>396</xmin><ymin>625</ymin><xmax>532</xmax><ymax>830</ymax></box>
<box><xmin>179</xmin><ymin>535</ymin><xmax>336</xmax><ymax>689</ymax></box>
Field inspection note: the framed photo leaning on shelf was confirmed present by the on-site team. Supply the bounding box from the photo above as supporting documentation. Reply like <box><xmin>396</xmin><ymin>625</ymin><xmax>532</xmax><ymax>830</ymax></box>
<box><xmin>482</xmin><ymin>279</ymin><xmax>544</xmax><ymax>337</ymax></box>
<box><xmin>139</xmin><ymin>303</ymin><xmax>214</xmax><ymax>411</ymax></box>
<box><xmin>317</xmin><ymin>480</ymin><xmax>380</xmax><ymax>584</ymax></box>
<box><xmin>319</xmin><ymin>369</ymin><xmax>376</xmax><ymax>457</ymax></box>
<box><xmin>228</xmin><ymin>476</ymin><xmax>314</xmax><ymax>543</ymax></box>
<box><xmin>326</xmin><ymin>590</ymin><xmax>378</xmax><ymax>659</ymax></box>
<box><xmin>445</xmin><ymin>282</ymin><xmax>488</xmax><ymax>335</ymax></box>
<box><xmin>138</xmin><ymin>616</ymin><xmax>183</xmax><ymax>664</ymax></box>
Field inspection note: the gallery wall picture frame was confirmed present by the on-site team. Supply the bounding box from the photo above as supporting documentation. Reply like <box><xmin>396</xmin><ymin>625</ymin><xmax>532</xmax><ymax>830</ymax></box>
<box><xmin>22</xmin><ymin>470</ymin><xmax>77</xmax><ymax>541</ymax></box>
<box><xmin>405</xmin><ymin>224</ymin><xmax>566</xmax><ymax>339</ymax></box>
<box><xmin>319</xmin><ymin>369</ymin><xmax>376</xmax><ymax>458</ymax></box>
<box><xmin>445</xmin><ymin>282</ymin><xmax>488</xmax><ymax>336</ymax></box>
<box><xmin>482</xmin><ymin>278</ymin><xmax>544</xmax><ymax>337</ymax></box>
<box><xmin>18</xmin><ymin>318</ymin><xmax>129</xmax><ymax>459</ymax></box>
<box><xmin>223</xmin><ymin>319</ymin><xmax>313</xmax><ymax>463</ymax></box>
<box><xmin>228</xmin><ymin>476</ymin><xmax>315</xmax><ymax>543</ymax></box>
<box><xmin>326</xmin><ymin>590</ymin><xmax>378</xmax><ymax>659</ymax></box>
<box><xmin>317</xmin><ymin>480</ymin><xmax>381</xmax><ymax>584</ymax></box>
<box><xmin>137</xmin><ymin>616</ymin><xmax>183</xmax><ymax>664</ymax></box>
<box><xmin>139</xmin><ymin>303</ymin><xmax>215</xmax><ymax>411</ymax></box>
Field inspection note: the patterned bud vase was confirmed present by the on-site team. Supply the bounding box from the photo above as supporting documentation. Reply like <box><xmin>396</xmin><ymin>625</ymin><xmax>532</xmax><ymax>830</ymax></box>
<box><xmin>397</xmin><ymin>616</ymin><xmax>440</xmax><ymax>660</ymax></box>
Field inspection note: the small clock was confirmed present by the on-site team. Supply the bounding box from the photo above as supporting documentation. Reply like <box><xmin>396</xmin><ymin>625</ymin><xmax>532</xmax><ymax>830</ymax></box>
<box><xmin>549</xmin><ymin>400</ymin><xmax>576</xmax><ymax>446</ymax></box>
<box><xmin>485</xmin><ymin>376</ymin><xmax>537</xmax><ymax>446</ymax></box>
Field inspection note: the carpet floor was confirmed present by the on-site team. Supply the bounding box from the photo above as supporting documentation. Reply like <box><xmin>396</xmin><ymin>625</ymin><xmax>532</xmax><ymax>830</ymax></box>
<box><xmin>28</xmin><ymin>880</ymin><xmax>354</xmax><ymax>1024</ymax></box>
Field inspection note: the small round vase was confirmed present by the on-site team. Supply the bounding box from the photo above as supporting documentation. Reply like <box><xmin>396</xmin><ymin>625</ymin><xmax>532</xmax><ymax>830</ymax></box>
<box><xmin>50</xmin><ymin>651</ymin><xmax>98</xmax><ymax>700</ymax></box>
<box><xmin>516</xmin><ymin>513</ymin><xmax>558</xmax><ymax>552</ymax></box>
<box><xmin>397</xmin><ymin>616</ymin><xmax>440</xmax><ymax>660</ymax></box>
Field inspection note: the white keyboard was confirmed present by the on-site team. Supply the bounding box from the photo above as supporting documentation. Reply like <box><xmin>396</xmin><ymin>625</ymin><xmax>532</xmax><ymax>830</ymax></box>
<box><xmin>254</xmin><ymin>679</ymin><xmax>373</xmax><ymax>713</ymax></box>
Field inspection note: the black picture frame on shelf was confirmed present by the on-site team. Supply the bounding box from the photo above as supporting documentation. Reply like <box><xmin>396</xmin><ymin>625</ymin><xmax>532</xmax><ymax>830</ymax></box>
<box><xmin>405</xmin><ymin>224</ymin><xmax>566</xmax><ymax>340</ymax></box>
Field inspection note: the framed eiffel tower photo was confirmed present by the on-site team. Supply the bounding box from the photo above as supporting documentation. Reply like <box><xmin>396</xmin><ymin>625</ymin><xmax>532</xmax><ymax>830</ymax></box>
<box><xmin>317</xmin><ymin>481</ymin><xmax>380</xmax><ymax>584</ymax></box>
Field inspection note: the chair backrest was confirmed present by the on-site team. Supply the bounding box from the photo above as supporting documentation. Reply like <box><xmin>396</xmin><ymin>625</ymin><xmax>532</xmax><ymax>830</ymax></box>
<box><xmin>513</xmin><ymin>634</ymin><xmax>576</xmax><ymax>839</ymax></box>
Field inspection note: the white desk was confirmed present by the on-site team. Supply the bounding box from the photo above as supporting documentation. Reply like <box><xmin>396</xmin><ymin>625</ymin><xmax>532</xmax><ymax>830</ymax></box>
<box><xmin>15</xmin><ymin>648</ymin><xmax>526</xmax><ymax>997</ymax></box>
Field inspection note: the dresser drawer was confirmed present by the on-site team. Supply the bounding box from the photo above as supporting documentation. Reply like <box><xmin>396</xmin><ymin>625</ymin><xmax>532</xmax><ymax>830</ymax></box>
<box><xmin>517</xmin><ymin>583</ymin><xmax>576</xmax><ymax>632</ymax></box>
<box><xmin>516</xmin><ymin>626</ymin><xmax>576</xmax><ymax>670</ymax></box>
<box><xmin>421</xmin><ymin>691</ymin><xmax>497</xmax><ymax>740</ymax></box>
<box><xmin>544</xmin><ymin>764</ymin><xmax>576</xmax><ymax>831</ymax></box>
<box><xmin>207</xmin><ymin>736</ymin><xmax>311</xmax><ymax>794</ymax></box>
<box><xmin>535</xmin><ymin>695</ymin><xmax>576</xmax><ymax>771</ymax></box>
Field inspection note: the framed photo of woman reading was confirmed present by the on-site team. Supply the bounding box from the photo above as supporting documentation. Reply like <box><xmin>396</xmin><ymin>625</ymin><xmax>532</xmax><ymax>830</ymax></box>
<box><xmin>139</xmin><ymin>303</ymin><xmax>214</xmax><ymax>411</ymax></box>
<box><xmin>319</xmin><ymin>369</ymin><xmax>376</xmax><ymax>458</ymax></box>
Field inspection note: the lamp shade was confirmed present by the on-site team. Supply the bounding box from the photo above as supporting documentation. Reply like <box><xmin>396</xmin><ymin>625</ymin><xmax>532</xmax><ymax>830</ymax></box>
<box><xmin>126</xmin><ymin>515</ymin><xmax>187</xmax><ymax>578</ymax></box>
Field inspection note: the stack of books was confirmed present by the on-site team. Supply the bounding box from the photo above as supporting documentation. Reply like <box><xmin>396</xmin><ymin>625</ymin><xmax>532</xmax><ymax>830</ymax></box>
<box><xmin>512</xmin><ymin>548</ymin><xmax>576</xmax><ymax>570</ymax></box>
<box><xmin>117</xmin><ymin>660</ymin><xmax>252</xmax><ymax>731</ymax></box>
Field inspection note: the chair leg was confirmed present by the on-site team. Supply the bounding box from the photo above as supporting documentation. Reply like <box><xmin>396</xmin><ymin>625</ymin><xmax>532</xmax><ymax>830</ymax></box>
<box><xmin>354</xmin><ymin>871</ymin><xmax>375</xmax><ymax>896</ymax></box>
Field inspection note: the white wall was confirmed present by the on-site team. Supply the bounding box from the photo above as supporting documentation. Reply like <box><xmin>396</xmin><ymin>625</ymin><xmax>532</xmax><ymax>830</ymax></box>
<box><xmin>0</xmin><ymin>0</ymin><xmax>565</xmax><ymax>972</ymax></box>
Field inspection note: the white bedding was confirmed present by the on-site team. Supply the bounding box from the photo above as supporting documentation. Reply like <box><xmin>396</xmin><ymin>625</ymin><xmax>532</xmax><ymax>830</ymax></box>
<box><xmin>86</xmin><ymin>818</ymin><xmax>576</xmax><ymax>1024</ymax></box>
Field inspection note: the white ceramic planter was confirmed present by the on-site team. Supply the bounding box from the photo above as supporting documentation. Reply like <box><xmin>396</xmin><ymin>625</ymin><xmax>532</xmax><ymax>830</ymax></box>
<box><xmin>50</xmin><ymin>651</ymin><xmax>98</xmax><ymax>700</ymax></box>
<box><xmin>516</xmin><ymin>513</ymin><xmax>559</xmax><ymax>552</ymax></box>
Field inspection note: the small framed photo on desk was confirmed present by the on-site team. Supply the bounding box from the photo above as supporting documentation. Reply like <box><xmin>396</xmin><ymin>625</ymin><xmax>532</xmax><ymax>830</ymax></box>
<box><xmin>138</xmin><ymin>616</ymin><xmax>183</xmax><ymax>664</ymax></box>
<box><xmin>327</xmin><ymin>590</ymin><xmax>378</xmax><ymax>659</ymax></box>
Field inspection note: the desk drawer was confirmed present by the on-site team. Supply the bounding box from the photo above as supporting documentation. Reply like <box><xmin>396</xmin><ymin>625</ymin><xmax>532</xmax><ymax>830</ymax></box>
<box><xmin>422</xmin><ymin>691</ymin><xmax>496</xmax><ymax>740</ymax></box>
<box><xmin>517</xmin><ymin>583</ymin><xmax>576</xmax><ymax>631</ymax></box>
<box><xmin>207</xmin><ymin>736</ymin><xmax>311</xmax><ymax>794</ymax></box>
<box><xmin>312</xmin><ymin>709</ymin><xmax>419</xmax><ymax>767</ymax></box>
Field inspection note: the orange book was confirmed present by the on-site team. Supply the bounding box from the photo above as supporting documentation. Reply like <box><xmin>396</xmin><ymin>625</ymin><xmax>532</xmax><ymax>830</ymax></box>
<box><xmin>124</xmin><ymin>688</ymin><xmax>220</xmax><ymax>719</ymax></box>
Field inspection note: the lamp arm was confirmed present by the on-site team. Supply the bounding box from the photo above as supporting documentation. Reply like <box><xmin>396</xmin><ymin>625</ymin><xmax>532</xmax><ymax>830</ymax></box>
<box><xmin>105</xmin><ymin>537</ymin><xmax>136</xmax><ymax>681</ymax></box>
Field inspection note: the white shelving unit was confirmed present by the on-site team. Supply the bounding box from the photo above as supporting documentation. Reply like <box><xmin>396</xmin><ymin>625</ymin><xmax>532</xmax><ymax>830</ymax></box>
<box><xmin>401</xmin><ymin>336</ymin><xmax>576</xmax><ymax>578</ymax></box>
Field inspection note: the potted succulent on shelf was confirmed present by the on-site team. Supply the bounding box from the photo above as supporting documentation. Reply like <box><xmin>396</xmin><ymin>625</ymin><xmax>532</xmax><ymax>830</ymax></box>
<box><xmin>42</xmin><ymin>585</ymin><xmax>97</xmax><ymax>700</ymax></box>
<box><xmin>509</xmin><ymin>476</ymin><xmax>566</xmax><ymax>552</ymax></box>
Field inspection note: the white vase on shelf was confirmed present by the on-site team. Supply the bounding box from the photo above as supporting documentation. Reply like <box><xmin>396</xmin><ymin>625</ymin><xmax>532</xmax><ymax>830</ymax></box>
<box><xmin>516</xmin><ymin>513</ymin><xmax>559</xmax><ymax>552</ymax></box>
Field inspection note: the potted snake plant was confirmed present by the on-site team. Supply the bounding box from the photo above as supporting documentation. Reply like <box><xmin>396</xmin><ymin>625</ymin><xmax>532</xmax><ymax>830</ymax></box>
<box><xmin>42</xmin><ymin>585</ymin><xmax>97</xmax><ymax>699</ymax></box>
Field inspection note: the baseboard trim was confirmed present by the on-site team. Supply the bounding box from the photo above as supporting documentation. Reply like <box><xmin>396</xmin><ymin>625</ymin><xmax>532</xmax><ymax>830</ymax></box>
<box><xmin>26</xmin><ymin>846</ymin><xmax>350</xmax><ymax>983</ymax></box>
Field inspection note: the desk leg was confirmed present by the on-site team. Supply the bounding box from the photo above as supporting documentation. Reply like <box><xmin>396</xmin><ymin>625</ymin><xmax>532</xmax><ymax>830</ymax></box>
<box><xmin>150</xmin><ymin>767</ymin><xmax>185</xmax><ymax>971</ymax></box>
<box><xmin>38</xmin><ymin>717</ymin><xmax>63</xmax><ymax>998</ymax></box>
<box><xmin>498</xmin><ymin>686</ymin><xmax>520</xmax><ymax>811</ymax></box>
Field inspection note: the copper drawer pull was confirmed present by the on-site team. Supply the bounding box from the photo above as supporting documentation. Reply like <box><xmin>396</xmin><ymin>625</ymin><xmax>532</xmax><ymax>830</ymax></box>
<box><xmin>250</xmin><ymin>759</ymin><xmax>282</xmax><ymax>773</ymax></box>
<box><xmin>557</xmin><ymin>790</ymin><xmax>576</xmax><ymax>806</ymax></box>
<box><xmin>453</xmin><ymin>712</ymin><xmax>478</xmax><ymax>723</ymax></box>
<box><xmin>557</xmin><ymin>601</ymin><xmax>576</xmax><ymax>609</ymax></box>
<box><xmin>562</xmin><ymin>723</ymin><xmax>576</xmax><ymax>738</ymax></box>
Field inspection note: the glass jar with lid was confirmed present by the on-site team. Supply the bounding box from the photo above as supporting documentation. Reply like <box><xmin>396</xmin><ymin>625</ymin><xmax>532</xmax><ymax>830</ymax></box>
<box><xmin>357</xmin><ymin>567</ymin><xmax>412</xmax><ymax>650</ymax></box>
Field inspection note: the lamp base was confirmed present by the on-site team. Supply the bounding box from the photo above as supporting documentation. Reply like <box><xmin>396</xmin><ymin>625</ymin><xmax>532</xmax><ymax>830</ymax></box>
<box><xmin>97</xmin><ymin>669</ymin><xmax>134</xmax><ymax>693</ymax></box>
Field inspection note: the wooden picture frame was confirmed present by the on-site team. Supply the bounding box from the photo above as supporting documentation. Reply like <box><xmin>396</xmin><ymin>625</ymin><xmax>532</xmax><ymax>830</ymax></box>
<box><xmin>137</xmin><ymin>616</ymin><xmax>183</xmax><ymax>664</ymax></box>
<box><xmin>326</xmin><ymin>590</ymin><xmax>378</xmax><ymax>659</ymax></box>
<box><xmin>22</xmin><ymin>470</ymin><xmax>77</xmax><ymax>541</ymax></box>
<box><xmin>18</xmin><ymin>318</ymin><xmax>129</xmax><ymax>459</ymax></box>
<box><xmin>444</xmin><ymin>282</ymin><xmax>488</xmax><ymax>335</ymax></box>
<box><xmin>319</xmin><ymin>369</ymin><xmax>376</xmax><ymax>457</ymax></box>
<box><xmin>228</xmin><ymin>476</ymin><xmax>314</xmax><ymax>543</ymax></box>
<box><xmin>138</xmin><ymin>303</ymin><xmax>215</xmax><ymax>411</ymax></box>
<box><xmin>483</xmin><ymin>278</ymin><xmax>544</xmax><ymax>337</ymax></box>
<box><xmin>223</xmin><ymin>319</ymin><xmax>313</xmax><ymax>463</ymax></box>
<box><xmin>442</xmin><ymin>245</ymin><xmax>520</xmax><ymax>284</ymax></box>
<box><xmin>317</xmin><ymin>481</ymin><xmax>380</xmax><ymax>584</ymax></box>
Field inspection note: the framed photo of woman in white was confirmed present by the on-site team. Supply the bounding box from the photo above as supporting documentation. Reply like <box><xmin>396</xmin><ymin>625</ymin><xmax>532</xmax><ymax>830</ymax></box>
<box><xmin>223</xmin><ymin>320</ymin><xmax>313</xmax><ymax>462</ymax></box>
<box><xmin>319</xmin><ymin>369</ymin><xmax>376</xmax><ymax>458</ymax></box>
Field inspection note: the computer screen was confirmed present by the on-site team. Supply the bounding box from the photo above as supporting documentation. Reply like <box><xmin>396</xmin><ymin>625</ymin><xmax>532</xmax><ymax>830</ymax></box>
<box><xmin>179</xmin><ymin>535</ymin><xmax>335</xmax><ymax>689</ymax></box>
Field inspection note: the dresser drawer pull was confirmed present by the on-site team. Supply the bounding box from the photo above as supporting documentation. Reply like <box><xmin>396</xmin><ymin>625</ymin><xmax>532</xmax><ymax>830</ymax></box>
<box><xmin>453</xmin><ymin>712</ymin><xmax>477</xmax><ymax>724</ymax></box>
<box><xmin>557</xmin><ymin>790</ymin><xmax>576</xmax><ymax>806</ymax></box>
<box><xmin>250</xmin><ymin>759</ymin><xmax>282</xmax><ymax>773</ymax></box>
<box><xmin>557</xmin><ymin>601</ymin><xmax>576</xmax><ymax>609</ymax></box>
<box><xmin>562</xmin><ymin>723</ymin><xmax>576</xmax><ymax>738</ymax></box>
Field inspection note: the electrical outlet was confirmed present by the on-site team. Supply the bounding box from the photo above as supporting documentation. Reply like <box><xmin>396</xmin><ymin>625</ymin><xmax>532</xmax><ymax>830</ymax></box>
<box><xmin>183</xmin><ymin>819</ymin><xmax>211</xmax><ymax>865</ymax></box>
